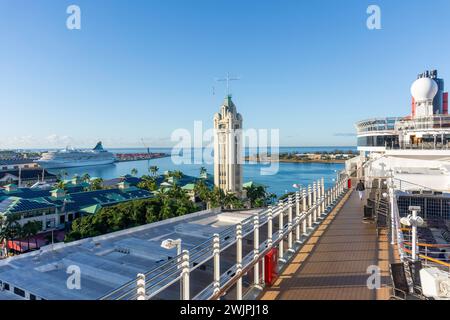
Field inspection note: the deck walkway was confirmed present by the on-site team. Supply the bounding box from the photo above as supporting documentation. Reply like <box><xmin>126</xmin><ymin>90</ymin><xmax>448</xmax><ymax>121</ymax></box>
<box><xmin>260</xmin><ymin>190</ymin><xmax>394</xmax><ymax>300</ymax></box>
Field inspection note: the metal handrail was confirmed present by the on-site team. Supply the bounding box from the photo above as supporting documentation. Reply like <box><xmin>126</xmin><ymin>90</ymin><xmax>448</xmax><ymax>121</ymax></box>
<box><xmin>100</xmin><ymin>173</ymin><xmax>348</xmax><ymax>300</ymax></box>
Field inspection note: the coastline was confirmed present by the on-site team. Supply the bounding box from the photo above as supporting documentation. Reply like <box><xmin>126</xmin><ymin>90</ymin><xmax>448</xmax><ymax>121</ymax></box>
<box><xmin>245</xmin><ymin>158</ymin><xmax>347</xmax><ymax>164</ymax></box>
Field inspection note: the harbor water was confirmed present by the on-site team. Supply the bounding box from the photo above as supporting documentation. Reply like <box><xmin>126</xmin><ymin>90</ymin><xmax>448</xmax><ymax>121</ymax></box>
<box><xmin>47</xmin><ymin>147</ymin><xmax>355</xmax><ymax>196</ymax></box>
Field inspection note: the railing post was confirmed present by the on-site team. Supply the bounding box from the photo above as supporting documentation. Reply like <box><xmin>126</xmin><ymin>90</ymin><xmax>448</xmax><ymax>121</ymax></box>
<box><xmin>307</xmin><ymin>185</ymin><xmax>312</xmax><ymax>228</ymax></box>
<box><xmin>334</xmin><ymin>180</ymin><xmax>338</xmax><ymax>200</ymax></box>
<box><xmin>278</xmin><ymin>200</ymin><xmax>284</xmax><ymax>262</ymax></box>
<box><xmin>321</xmin><ymin>177</ymin><xmax>325</xmax><ymax>217</ymax></box>
<box><xmin>302</xmin><ymin>188</ymin><xmax>307</xmax><ymax>235</ymax></box>
<box><xmin>181</xmin><ymin>250</ymin><xmax>190</xmax><ymax>300</ymax></box>
<box><xmin>253</xmin><ymin>215</ymin><xmax>260</xmax><ymax>287</ymax></box>
<box><xmin>267</xmin><ymin>205</ymin><xmax>273</xmax><ymax>248</ymax></box>
<box><xmin>213</xmin><ymin>234</ymin><xmax>221</xmax><ymax>298</ymax></box>
<box><xmin>317</xmin><ymin>179</ymin><xmax>321</xmax><ymax>218</ymax></box>
<box><xmin>313</xmin><ymin>181</ymin><xmax>317</xmax><ymax>223</ymax></box>
<box><xmin>331</xmin><ymin>185</ymin><xmax>335</xmax><ymax>203</ymax></box>
<box><xmin>389</xmin><ymin>177</ymin><xmax>395</xmax><ymax>246</ymax></box>
<box><xmin>295</xmin><ymin>191</ymin><xmax>301</xmax><ymax>243</ymax></box>
<box><xmin>267</xmin><ymin>205</ymin><xmax>273</xmax><ymax>249</ymax></box>
<box><xmin>236</xmin><ymin>224</ymin><xmax>243</xmax><ymax>300</ymax></box>
<box><xmin>287</xmin><ymin>195</ymin><xmax>293</xmax><ymax>252</ymax></box>
<box><xmin>137</xmin><ymin>273</ymin><xmax>146</xmax><ymax>300</ymax></box>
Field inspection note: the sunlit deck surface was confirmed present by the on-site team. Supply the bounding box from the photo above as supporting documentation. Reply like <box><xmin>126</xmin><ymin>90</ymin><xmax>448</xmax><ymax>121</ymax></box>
<box><xmin>260</xmin><ymin>191</ymin><xmax>396</xmax><ymax>300</ymax></box>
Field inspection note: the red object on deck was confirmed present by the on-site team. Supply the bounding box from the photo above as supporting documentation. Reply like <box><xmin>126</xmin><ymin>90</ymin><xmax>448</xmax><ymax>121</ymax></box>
<box><xmin>411</xmin><ymin>97</ymin><xmax>416</xmax><ymax>117</ymax></box>
<box><xmin>6</xmin><ymin>240</ymin><xmax>23</xmax><ymax>253</ymax></box>
<box><xmin>264</xmin><ymin>247</ymin><xmax>278</xmax><ymax>286</ymax></box>
<box><xmin>347</xmin><ymin>179</ymin><xmax>352</xmax><ymax>189</ymax></box>
<box><xmin>443</xmin><ymin>92</ymin><xmax>448</xmax><ymax>114</ymax></box>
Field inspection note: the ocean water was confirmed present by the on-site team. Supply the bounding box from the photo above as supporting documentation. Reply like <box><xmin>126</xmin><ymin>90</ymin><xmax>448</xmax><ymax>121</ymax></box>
<box><xmin>47</xmin><ymin>147</ymin><xmax>355</xmax><ymax>196</ymax></box>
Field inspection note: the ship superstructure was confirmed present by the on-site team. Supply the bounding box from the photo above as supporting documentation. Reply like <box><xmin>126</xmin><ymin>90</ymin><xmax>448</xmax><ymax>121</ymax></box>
<box><xmin>350</xmin><ymin>70</ymin><xmax>450</xmax><ymax>192</ymax></box>
<box><xmin>36</xmin><ymin>142</ymin><xmax>115</xmax><ymax>169</ymax></box>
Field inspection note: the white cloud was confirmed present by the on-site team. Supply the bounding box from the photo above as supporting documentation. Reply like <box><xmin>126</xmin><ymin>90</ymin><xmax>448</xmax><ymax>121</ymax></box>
<box><xmin>45</xmin><ymin>134</ymin><xmax>76</xmax><ymax>147</ymax></box>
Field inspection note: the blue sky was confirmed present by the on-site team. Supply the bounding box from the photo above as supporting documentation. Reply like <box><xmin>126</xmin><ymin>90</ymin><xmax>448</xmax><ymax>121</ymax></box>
<box><xmin>1</xmin><ymin>0</ymin><xmax>449</xmax><ymax>148</ymax></box>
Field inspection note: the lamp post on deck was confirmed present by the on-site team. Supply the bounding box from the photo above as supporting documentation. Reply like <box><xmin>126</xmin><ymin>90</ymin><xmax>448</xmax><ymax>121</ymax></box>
<box><xmin>400</xmin><ymin>206</ymin><xmax>424</xmax><ymax>261</ymax></box>
<box><xmin>161</xmin><ymin>238</ymin><xmax>183</xmax><ymax>299</ymax></box>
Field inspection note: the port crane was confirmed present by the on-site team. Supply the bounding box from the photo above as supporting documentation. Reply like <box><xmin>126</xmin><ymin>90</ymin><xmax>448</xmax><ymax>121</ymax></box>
<box><xmin>141</xmin><ymin>138</ymin><xmax>150</xmax><ymax>155</ymax></box>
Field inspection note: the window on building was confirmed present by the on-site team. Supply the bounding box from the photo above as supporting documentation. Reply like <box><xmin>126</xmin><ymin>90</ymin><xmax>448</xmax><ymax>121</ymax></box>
<box><xmin>46</xmin><ymin>219</ymin><xmax>55</xmax><ymax>229</ymax></box>
<box><xmin>13</xmin><ymin>287</ymin><xmax>25</xmax><ymax>298</ymax></box>
<box><xmin>3</xmin><ymin>283</ymin><xmax>9</xmax><ymax>291</ymax></box>
<box><xmin>29</xmin><ymin>294</ymin><xmax>37</xmax><ymax>300</ymax></box>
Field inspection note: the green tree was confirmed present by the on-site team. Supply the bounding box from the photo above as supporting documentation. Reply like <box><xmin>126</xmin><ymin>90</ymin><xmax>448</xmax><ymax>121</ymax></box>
<box><xmin>149</xmin><ymin>166</ymin><xmax>159</xmax><ymax>177</ymax></box>
<box><xmin>56</xmin><ymin>181</ymin><xmax>66</xmax><ymax>190</ymax></box>
<box><xmin>244</xmin><ymin>184</ymin><xmax>269</xmax><ymax>208</ymax></box>
<box><xmin>131</xmin><ymin>168</ymin><xmax>138</xmax><ymax>177</ymax></box>
<box><xmin>82</xmin><ymin>173</ymin><xmax>91</xmax><ymax>183</ymax></box>
<box><xmin>90</xmin><ymin>178</ymin><xmax>103</xmax><ymax>191</ymax></box>
<box><xmin>0</xmin><ymin>216</ymin><xmax>9</xmax><ymax>257</ymax></box>
<box><xmin>137</xmin><ymin>175</ymin><xmax>157</xmax><ymax>191</ymax></box>
<box><xmin>22</xmin><ymin>221</ymin><xmax>34</xmax><ymax>251</ymax></box>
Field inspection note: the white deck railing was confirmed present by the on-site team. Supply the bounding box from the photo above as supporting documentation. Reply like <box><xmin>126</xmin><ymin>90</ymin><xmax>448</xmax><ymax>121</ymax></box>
<box><xmin>100</xmin><ymin>172</ymin><xmax>349</xmax><ymax>300</ymax></box>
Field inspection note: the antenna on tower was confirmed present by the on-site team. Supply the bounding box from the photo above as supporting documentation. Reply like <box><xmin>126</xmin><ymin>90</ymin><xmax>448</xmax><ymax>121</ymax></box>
<box><xmin>215</xmin><ymin>73</ymin><xmax>241</xmax><ymax>96</ymax></box>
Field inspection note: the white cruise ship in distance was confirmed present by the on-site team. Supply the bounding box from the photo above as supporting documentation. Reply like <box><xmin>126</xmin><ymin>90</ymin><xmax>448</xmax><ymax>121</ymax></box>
<box><xmin>35</xmin><ymin>142</ymin><xmax>116</xmax><ymax>169</ymax></box>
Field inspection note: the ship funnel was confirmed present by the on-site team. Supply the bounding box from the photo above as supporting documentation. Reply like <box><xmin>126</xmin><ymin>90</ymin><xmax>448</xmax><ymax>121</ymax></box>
<box><xmin>93</xmin><ymin>141</ymin><xmax>104</xmax><ymax>151</ymax></box>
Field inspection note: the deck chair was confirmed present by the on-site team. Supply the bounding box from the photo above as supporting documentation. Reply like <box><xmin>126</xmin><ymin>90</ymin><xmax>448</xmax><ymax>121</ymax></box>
<box><xmin>389</xmin><ymin>263</ymin><xmax>409</xmax><ymax>300</ymax></box>
<box><xmin>363</xmin><ymin>205</ymin><xmax>374</xmax><ymax>220</ymax></box>
<box><xmin>408</xmin><ymin>260</ymin><xmax>429</xmax><ymax>299</ymax></box>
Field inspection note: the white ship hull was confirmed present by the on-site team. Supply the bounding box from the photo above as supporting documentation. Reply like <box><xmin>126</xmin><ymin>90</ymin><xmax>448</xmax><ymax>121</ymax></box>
<box><xmin>36</xmin><ymin>159</ymin><xmax>115</xmax><ymax>169</ymax></box>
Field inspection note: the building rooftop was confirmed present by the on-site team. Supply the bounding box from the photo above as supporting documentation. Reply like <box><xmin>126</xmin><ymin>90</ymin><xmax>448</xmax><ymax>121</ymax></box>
<box><xmin>0</xmin><ymin>207</ymin><xmax>261</xmax><ymax>300</ymax></box>
<box><xmin>0</xmin><ymin>187</ymin><xmax>153</xmax><ymax>215</ymax></box>
<box><xmin>0</xmin><ymin>169</ymin><xmax>57</xmax><ymax>181</ymax></box>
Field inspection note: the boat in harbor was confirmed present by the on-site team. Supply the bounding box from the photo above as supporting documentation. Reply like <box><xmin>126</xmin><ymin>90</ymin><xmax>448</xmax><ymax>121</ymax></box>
<box><xmin>35</xmin><ymin>142</ymin><xmax>115</xmax><ymax>169</ymax></box>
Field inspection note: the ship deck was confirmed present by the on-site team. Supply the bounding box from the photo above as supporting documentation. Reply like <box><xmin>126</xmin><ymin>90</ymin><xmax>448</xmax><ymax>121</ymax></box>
<box><xmin>260</xmin><ymin>191</ymin><xmax>398</xmax><ymax>300</ymax></box>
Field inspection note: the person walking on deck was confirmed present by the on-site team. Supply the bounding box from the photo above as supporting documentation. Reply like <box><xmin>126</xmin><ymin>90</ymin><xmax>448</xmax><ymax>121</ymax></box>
<box><xmin>356</xmin><ymin>180</ymin><xmax>365</xmax><ymax>200</ymax></box>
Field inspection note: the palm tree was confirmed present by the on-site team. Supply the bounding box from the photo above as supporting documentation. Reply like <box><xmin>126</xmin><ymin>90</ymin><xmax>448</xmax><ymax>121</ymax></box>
<box><xmin>131</xmin><ymin>168</ymin><xmax>138</xmax><ymax>177</ymax></box>
<box><xmin>244</xmin><ymin>184</ymin><xmax>268</xmax><ymax>208</ymax></box>
<box><xmin>28</xmin><ymin>221</ymin><xmax>41</xmax><ymax>250</ymax></box>
<box><xmin>172</xmin><ymin>170</ymin><xmax>183</xmax><ymax>185</ymax></box>
<box><xmin>0</xmin><ymin>216</ymin><xmax>8</xmax><ymax>257</ymax></box>
<box><xmin>149</xmin><ymin>166</ymin><xmax>159</xmax><ymax>177</ymax></box>
<box><xmin>22</xmin><ymin>222</ymin><xmax>33</xmax><ymax>252</ymax></box>
<box><xmin>5</xmin><ymin>216</ymin><xmax>22</xmax><ymax>255</ymax></box>
<box><xmin>199</xmin><ymin>167</ymin><xmax>207</xmax><ymax>178</ymax></box>
<box><xmin>81</xmin><ymin>173</ymin><xmax>91</xmax><ymax>183</ymax></box>
<box><xmin>137</xmin><ymin>175</ymin><xmax>157</xmax><ymax>192</ymax></box>
<box><xmin>56</xmin><ymin>180</ymin><xmax>66</xmax><ymax>190</ymax></box>
<box><xmin>223</xmin><ymin>193</ymin><xmax>240</xmax><ymax>209</ymax></box>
